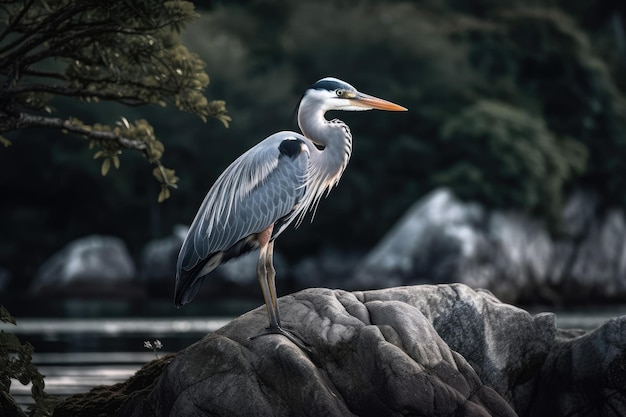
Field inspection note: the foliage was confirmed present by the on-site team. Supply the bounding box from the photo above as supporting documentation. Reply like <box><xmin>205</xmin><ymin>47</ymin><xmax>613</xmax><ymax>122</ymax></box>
<box><xmin>181</xmin><ymin>2</ymin><xmax>615</xmax><ymax>253</ymax></box>
<box><xmin>0</xmin><ymin>306</ymin><xmax>59</xmax><ymax>417</ymax></box>
<box><xmin>460</xmin><ymin>8</ymin><xmax>626</xmax><ymax>211</ymax></box>
<box><xmin>0</xmin><ymin>0</ymin><xmax>229</xmax><ymax>201</ymax></box>
<box><xmin>436</xmin><ymin>100</ymin><xmax>587</xmax><ymax>225</ymax></box>
<box><xmin>2</xmin><ymin>0</ymin><xmax>626</xmax><ymax>286</ymax></box>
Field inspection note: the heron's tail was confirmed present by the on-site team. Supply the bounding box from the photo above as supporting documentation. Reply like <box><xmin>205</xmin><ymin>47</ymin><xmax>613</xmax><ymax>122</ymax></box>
<box><xmin>174</xmin><ymin>252</ymin><xmax>224</xmax><ymax>307</ymax></box>
<box><xmin>174</xmin><ymin>236</ymin><xmax>260</xmax><ymax>307</ymax></box>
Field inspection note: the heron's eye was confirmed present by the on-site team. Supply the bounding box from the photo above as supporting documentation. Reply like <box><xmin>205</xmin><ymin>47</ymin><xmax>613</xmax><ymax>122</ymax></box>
<box><xmin>335</xmin><ymin>89</ymin><xmax>345</xmax><ymax>97</ymax></box>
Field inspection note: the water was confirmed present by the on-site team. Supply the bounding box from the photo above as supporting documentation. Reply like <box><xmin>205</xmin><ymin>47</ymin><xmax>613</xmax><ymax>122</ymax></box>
<box><xmin>2</xmin><ymin>306</ymin><xmax>625</xmax><ymax>410</ymax></box>
<box><xmin>2</xmin><ymin>316</ymin><xmax>231</xmax><ymax>410</ymax></box>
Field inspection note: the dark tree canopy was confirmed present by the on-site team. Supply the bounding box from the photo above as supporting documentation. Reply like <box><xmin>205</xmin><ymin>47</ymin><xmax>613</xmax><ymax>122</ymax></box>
<box><xmin>0</xmin><ymin>0</ymin><xmax>230</xmax><ymax>201</ymax></box>
<box><xmin>2</xmin><ymin>0</ymin><xmax>626</xmax><ymax>288</ymax></box>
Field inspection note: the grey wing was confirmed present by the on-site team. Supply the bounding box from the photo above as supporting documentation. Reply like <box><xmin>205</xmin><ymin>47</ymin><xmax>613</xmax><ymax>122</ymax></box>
<box><xmin>175</xmin><ymin>132</ymin><xmax>309</xmax><ymax>300</ymax></box>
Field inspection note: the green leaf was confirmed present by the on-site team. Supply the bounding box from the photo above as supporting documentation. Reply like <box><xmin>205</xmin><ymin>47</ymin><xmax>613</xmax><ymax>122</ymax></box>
<box><xmin>101</xmin><ymin>158</ymin><xmax>111</xmax><ymax>176</ymax></box>
<box><xmin>0</xmin><ymin>332</ymin><xmax>22</xmax><ymax>350</ymax></box>
<box><xmin>158</xmin><ymin>186</ymin><xmax>170</xmax><ymax>203</ymax></box>
<box><xmin>0</xmin><ymin>136</ymin><xmax>11</xmax><ymax>148</ymax></box>
<box><xmin>0</xmin><ymin>306</ymin><xmax>16</xmax><ymax>325</ymax></box>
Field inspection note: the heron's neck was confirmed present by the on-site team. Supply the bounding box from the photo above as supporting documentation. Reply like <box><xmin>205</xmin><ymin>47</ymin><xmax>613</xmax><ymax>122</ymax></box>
<box><xmin>298</xmin><ymin>106</ymin><xmax>352</xmax><ymax>182</ymax></box>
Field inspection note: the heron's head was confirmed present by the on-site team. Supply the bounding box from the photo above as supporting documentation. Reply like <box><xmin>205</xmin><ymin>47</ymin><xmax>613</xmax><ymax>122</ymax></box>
<box><xmin>302</xmin><ymin>77</ymin><xmax>407</xmax><ymax>112</ymax></box>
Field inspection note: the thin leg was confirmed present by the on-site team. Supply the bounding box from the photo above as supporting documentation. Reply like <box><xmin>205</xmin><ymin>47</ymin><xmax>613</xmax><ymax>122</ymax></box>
<box><xmin>255</xmin><ymin>226</ymin><xmax>279</xmax><ymax>329</ymax></box>
<box><xmin>250</xmin><ymin>227</ymin><xmax>310</xmax><ymax>352</ymax></box>
<box><xmin>266</xmin><ymin>240</ymin><xmax>281</xmax><ymax>327</ymax></box>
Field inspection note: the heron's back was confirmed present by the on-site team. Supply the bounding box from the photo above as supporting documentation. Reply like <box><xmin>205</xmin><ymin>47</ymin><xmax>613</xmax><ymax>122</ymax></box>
<box><xmin>174</xmin><ymin>132</ymin><xmax>310</xmax><ymax>305</ymax></box>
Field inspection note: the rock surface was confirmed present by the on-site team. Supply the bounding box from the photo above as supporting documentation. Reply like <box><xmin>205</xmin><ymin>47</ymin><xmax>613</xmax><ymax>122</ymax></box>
<box><xmin>52</xmin><ymin>284</ymin><xmax>626</xmax><ymax>417</ymax></box>
<box><xmin>32</xmin><ymin>235</ymin><xmax>139</xmax><ymax>296</ymax></box>
<box><xmin>353</xmin><ymin>188</ymin><xmax>626</xmax><ymax>303</ymax></box>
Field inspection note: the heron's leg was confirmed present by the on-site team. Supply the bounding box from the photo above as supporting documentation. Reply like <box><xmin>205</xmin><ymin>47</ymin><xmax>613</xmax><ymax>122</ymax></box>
<box><xmin>266</xmin><ymin>240</ymin><xmax>282</xmax><ymax>327</ymax></box>
<box><xmin>256</xmin><ymin>226</ymin><xmax>280</xmax><ymax>329</ymax></box>
<box><xmin>250</xmin><ymin>229</ymin><xmax>310</xmax><ymax>352</ymax></box>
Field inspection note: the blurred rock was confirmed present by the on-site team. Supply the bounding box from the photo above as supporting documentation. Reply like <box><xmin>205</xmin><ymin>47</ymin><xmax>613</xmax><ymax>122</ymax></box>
<box><xmin>352</xmin><ymin>188</ymin><xmax>486</xmax><ymax>289</ymax></box>
<box><xmin>139</xmin><ymin>225</ymin><xmax>187</xmax><ymax>295</ymax></box>
<box><xmin>52</xmin><ymin>284</ymin><xmax>626</xmax><ymax>417</ymax></box>
<box><xmin>353</xmin><ymin>188</ymin><xmax>626</xmax><ymax>303</ymax></box>
<box><xmin>32</xmin><ymin>235</ymin><xmax>139</xmax><ymax>297</ymax></box>
<box><xmin>291</xmin><ymin>247</ymin><xmax>363</xmax><ymax>289</ymax></box>
<box><xmin>550</xmin><ymin>191</ymin><xmax>626</xmax><ymax>300</ymax></box>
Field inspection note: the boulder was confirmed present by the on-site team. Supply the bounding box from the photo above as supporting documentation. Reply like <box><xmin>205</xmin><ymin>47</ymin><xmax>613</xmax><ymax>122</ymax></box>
<box><xmin>291</xmin><ymin>247</ymin><xmax>363</xmax><ymax>289</ymax></box>
<box><xmin>352</xmin><ymin>188</ymin><xmax>488</xmax><ymax>289</ymax></box>
<box><xmin>138</xmin><ymin>225</ymin><xmax>187</xmax><ymax>296</ymax></box>
<box><xmin>51</xmin><ymin>284</ymin><xmax>626</xmax><ymax>417</ymax></box>
<box><xmin>139</xmin><ymin>224</ymin><xmax>187</xmax><ymax>283</ymax></box>
<box><xmin>32</xmin><ymin>235</ymin><xmax>139</xmax><ymax>297</ymax></box>
<box><xmin>549</xmin><ymin>191</ymin><xmax>626</xmax><ymax>300</ymax></box>
<box><xmin>353</xmin><ymin>188</ymin><xmax>626</xmax><ymax>303</ymax></box>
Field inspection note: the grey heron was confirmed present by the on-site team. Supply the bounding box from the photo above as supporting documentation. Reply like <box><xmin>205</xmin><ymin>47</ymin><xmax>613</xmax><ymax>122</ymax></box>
<box><xmin>174</xmin><ymin>77</ymin><xmax>406</xmax><ymax>344</ymax></box>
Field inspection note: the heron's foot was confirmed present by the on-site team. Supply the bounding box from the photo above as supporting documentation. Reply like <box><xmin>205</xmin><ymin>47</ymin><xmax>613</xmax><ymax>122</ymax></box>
<box><xmin>250</xmin><ymin>325</ymin><xmax>311</xmax><ymax>353</ymax></box>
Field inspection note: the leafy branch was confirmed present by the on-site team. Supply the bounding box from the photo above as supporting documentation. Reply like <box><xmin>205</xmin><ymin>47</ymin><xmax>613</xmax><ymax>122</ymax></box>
<box><xmin>0</xmin><ymin>0</ymin><xmax>231</xmax><ymax>201</ymax></box>
<box><xmin>0</xmin><ymin>305</ymin><xmax>60</xmax><ymax>417</ymax></box>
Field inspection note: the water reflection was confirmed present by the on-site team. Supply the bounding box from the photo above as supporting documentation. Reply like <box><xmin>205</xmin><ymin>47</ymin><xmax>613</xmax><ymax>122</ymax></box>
<box><xmin>3</xmin><ymin>316</ymin><xmax>233</xmax><ymax>410</ymax></box>
<box><xmin>1</xmin><ymin>317</ymin><xmax>232</xmax><ymax>353</ymax></box>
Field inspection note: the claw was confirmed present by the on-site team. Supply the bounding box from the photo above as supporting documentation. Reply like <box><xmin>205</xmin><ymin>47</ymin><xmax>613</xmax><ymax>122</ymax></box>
<box><xmin>250</xmin><ymin>325</ymin><xmax>311</xmax><ymax>353</ymax></box>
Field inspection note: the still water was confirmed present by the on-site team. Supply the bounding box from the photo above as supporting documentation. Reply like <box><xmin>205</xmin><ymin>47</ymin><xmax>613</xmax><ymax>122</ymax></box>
<box><xmin>3</xmin><ymin>316</ymin><xmax>231</xmax><ymax>409</ymax></box>
<box><xmin>1</xmin><ymin>297</ymin><xmax>256</xmax><ymax>410</ymax></box>
<box><xmin>2</xmin><ymin>302</ymin><xmax>625</xmax><ymax>410</ymax></box>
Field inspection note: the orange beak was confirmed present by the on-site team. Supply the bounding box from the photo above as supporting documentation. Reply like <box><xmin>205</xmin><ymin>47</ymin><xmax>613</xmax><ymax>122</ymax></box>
<box><xmin>351</xmin><ymin>92</ymin><xmax>408</xmax><ymax>111</ymax></box>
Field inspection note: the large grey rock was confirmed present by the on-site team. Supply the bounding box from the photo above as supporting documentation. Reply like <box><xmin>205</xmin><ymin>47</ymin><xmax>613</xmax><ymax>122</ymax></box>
<box><xmin>353</xmin><ymin>188</ymin><xmax>487</xmax><ymax>288</ymax></box>
<box><xmin>139</xmin><ymin>225</ymin><xmax>186</xmax><ymax>297</ymax></box>
<box><xmin>525</xmin><ymin>319</ymin><xmax>626</xmax><ymax>416</ymax></box>
<box><xmin>32</xmin><ymin>235</ymin><xmax>138</xmax><ymax>296</ymax></box>
<box><xmin>550</xmin><ymin>191</ymin><xmax>626</xmax><ymax>299</ymax></box>
<box><xmin>353</xmin><ymin>188</ymin><xmax>626</xmax><ymax>303</ymax></box>
<box><xmin>291</xmin><ymin>247</ymin><xmax>363</xmax><ymax>289</ymax></box>
<box><xmin>52</xmin><ymin>284</ymin><xmax>626</xmax><ymax>417</ymax></box>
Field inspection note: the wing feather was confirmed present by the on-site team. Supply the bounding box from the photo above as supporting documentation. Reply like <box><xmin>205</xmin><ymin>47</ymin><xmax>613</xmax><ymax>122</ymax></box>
<box><xmin>176</xmin><ymin>132</ymin><xmax>309</xmax><ymax>275</ymax></box>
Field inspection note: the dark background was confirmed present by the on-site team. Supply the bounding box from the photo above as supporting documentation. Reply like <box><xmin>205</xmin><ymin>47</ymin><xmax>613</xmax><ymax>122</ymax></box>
<box><xmin>2</xmin><ymin>0</ymin><xmax>626</xmax><ymax>292</ymax></box>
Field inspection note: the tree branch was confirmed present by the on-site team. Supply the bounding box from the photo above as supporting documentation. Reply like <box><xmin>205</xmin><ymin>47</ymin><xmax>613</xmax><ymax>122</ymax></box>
<box><xmin>20</xmin><ymin>69</ymin><xmax>69</xmax><ymax>82</ymax></box>
<box><xmin>7</xmin><ymin>83</ymin><xmax>147</xmax><ymax>106</ymax></box>
<box><xmin>0</xmin><ymin>0</ymin><xmax>37</xmax><ymax>44</ymax></box>
<box><xmin>6</xmin><ymin>22</ymin><xmax>168</xmax><ymax>71</ymax></box>
<box><xmin>0</xmin><ymin>6</ymin><xmax>85</xmax><ymax>58</ymax></box>
<box><xmin>0</xmin><ymin>112</ymin><xmax>148</xmax><ymax>152</ymax></box>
